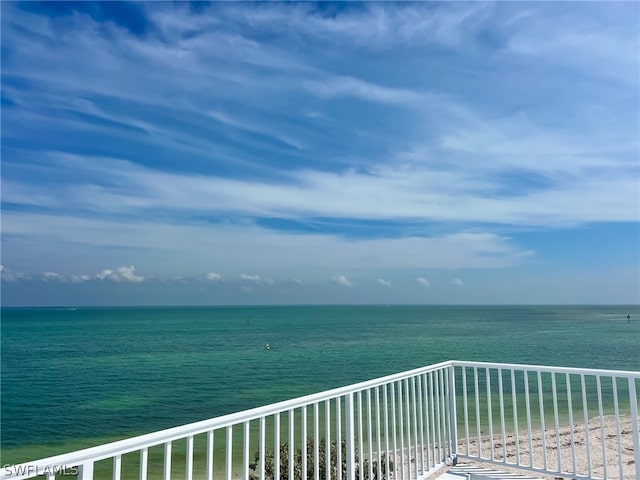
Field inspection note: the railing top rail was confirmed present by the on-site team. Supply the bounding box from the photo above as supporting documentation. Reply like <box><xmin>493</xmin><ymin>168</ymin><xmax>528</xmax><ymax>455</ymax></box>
<box><xmin>4</xmin><ymin>361</ymin><xmax>454</xmax><ymax>476</ymax></box>
<box><xmin>451</xmin><ymin>360</ymin><xmax>640</xmax><ymax>378</ymax></box>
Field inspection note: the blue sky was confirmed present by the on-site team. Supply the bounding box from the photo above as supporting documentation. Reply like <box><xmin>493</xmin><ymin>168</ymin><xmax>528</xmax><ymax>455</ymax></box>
<box><xmin>1</xmin><ymin>1</ymin><xmax>638</xmax><ymax>306</ymax></box>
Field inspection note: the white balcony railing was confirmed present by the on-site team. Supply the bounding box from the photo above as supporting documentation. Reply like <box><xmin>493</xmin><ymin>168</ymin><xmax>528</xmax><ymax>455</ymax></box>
<box><xmin>2</xmin><ymin>361</ymin><xmax>638</xmax><ymax>480</ymax></box>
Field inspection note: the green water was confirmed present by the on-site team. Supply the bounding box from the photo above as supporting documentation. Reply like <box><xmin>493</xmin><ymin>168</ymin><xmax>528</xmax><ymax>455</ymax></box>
<box><xmin>2</xmin><ymin>305</ymin><xmax>639</xmax><ymax>472</ymax></box>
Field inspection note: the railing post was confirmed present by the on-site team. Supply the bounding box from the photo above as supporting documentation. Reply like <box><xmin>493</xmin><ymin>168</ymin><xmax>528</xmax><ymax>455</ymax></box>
<box><xmin>345</xmin><ymin>393</ymin><xmax>356</xmax><ymax>480</ymax></box>
<box><xmin>447</xmin><ymin>365</ymin><xmax>458</xmax><ymax>464</ymax></box>
<box><xmin>629</xmin><ymin>377</ymin><xmax>640</xmax><ymax>480</ymax></box>
<box><xmin>77</xmin><ymin>462</ymin><xmax>94</xmax><ymax>480</ymax></box>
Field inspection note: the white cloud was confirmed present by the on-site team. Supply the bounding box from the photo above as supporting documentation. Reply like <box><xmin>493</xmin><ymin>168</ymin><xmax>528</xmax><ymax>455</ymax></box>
<box><xmin>0</xmin><ymin>265</ymin><xmax>4</xmax><ymax>272</ymax></box>
<box><xmin>240</xmin><ymin>273</ymin><xmax>261</xmax><ymax>284</ymax></box>
<box><xmin>5</xmin><ymin>152</ymin><xmax>636</xmax><ymax>229</ymax></box>
<box><xmin>94</xmin><ymin>266</ymin><xmax>144</xmax><ymax>283</ymax></box>
<box><xmin>292</xmin><ymin>278</ymin><xmax>303</xmax><ymax>285</ymax></box>
<box><xmin>1</xmin><ymin>267</ymin><xmax>26</xmax><ymax>282</ymax></box>
<box><xmin>376</xmin><ymin>278</ymin><xmax>391</xmax><ymax>287</ymax></box>
<box><xmin>1</xmin><ymin>212</ymin><xmax>534</xmax><ymax>274</ymax></box>
<box><xmin>70</xmin><ymin>274</ymin><xmax>91</xmax><ymax>283</ymax></box>
<box><xmin>117</xmin><ymin>265</ymin><xmax>144</xmax><ymax>283</ymax></box>
<box><xmin>450</xmin><ymin>278</ymin><xmax>464</xmax><ymax>287</ymax></box>
<box><xmin>96</xmin><ymin>269</ymin><xmax>115</xmax><ymax>280</ymax></box>
<box><xmin>332</xmin><ymin>275</ymin><xmax>352</xmax><ymax>287</ymax></box>
<box><xmin>42</xmin><ymin>271</ymin><xmax>64</xmax><ymax>282</ymax></box>
<box><xmin>416</xmin><ymin>277</ymin><xmax>431</xmax><ymax>288</ymax></box>
<box><xmin>206</xmin><ymin>272</ymin><xmax>222</xmax><ymax>282</ymax></box>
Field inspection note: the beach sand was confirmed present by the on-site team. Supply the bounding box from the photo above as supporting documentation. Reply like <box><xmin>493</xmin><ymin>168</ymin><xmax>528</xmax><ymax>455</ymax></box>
<box><xmin>432</xmin><ymin>415</ymin><xmax>636</xmax><ymax>479</ymax></box>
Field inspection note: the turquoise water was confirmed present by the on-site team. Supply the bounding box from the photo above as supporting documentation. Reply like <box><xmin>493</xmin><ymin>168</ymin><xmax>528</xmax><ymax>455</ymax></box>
<box><xmin>2</xmin><ymin>305</ymin><xmax>639</xmax><ymax>465</ymax></box>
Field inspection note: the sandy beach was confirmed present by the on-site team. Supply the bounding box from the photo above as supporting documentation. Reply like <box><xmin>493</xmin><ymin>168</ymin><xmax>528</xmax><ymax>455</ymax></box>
<box><xmin>444</xmin><ymin>415</ymin><xmax>636</xmax><ymax>479</ymax></box>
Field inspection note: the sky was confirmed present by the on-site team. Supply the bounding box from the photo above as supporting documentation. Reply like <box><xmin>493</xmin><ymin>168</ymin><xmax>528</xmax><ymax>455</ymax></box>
<box><xmin>1</xmin><ymin>1</ymin><xmax>639</xmax><ymax>306</ymax></box>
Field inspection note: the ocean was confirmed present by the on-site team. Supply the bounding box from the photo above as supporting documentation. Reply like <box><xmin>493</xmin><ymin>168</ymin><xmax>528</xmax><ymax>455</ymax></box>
<box><xmin>2</xmin><ymin>305</ymin><xmax>639</xmax><ymax>466</ymax></box>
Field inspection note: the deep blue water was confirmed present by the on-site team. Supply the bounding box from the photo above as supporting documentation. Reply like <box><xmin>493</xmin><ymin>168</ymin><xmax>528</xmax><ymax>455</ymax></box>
<box><xmin>2</xmin><ymin>305</ymin><xmax>639</xmax><ymax>464</ymax></box>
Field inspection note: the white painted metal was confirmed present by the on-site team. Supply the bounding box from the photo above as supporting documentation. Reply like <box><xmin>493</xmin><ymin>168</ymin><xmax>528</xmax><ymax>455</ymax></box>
<box><xmin>288</xmin><ymin>411</ymin><xmax>294</xmax><ymax>480</ymax></box>
<box><xmin>497</xmin><ymin>368</ymin><xmax>506</xmax><ymax>465</ymax></box>
<box><xmin>345</xmin><ymin>393</ymin><xmax>355</xmax><ymax>480</ymax></box>
<box><xmin>244</xmin><ymin>422</ymin><xmax>251</xmax><ymax>480</ymax></box>
<box><xmin>163</xmin><ymin>442</ymin><xmax>171</xmax><ymax>480</ymax></box>
<box><xmin>3</xmin><ymin>360</ymin><xmax>637</xmax><ymax>480</ymax></box>
<box><xmin>274</xmin><ymin>414</ymin><xmax>281</xmax><ymax>480</ymax></box>
<box><xmin>139</xmin><ymin>447</ymin><xmax>148</xmax><ymax>480</ymax></box>
<box><xmin>113</xmin><ymin>454</ymin><xmax>122</xmax><ymax>480</ymax></box>
<box><xmin>325</xmin><ymin>400</ymin><xmax>331</xmax><ymax>480</ymax></box>
<box><xmin>302</xmin><ymin>406</ymin><xmax>308</xmax><ymax>480</ymax></box>
<box><xmin>259</xmin><ymin>418</ymin><xmax>265</xmax><ymax>480</ymax></box>
<box><xmin>186</xmin><ymin>435</ymin><xmax>194</xmax><ymax>480</ymax></box>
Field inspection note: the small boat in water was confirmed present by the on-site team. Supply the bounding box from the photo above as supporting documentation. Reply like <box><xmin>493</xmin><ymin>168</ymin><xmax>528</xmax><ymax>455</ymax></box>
<box><xmin>264</xmin><ymin>343</ymin><xmax>271</xmax><ymax>350</ymax></box>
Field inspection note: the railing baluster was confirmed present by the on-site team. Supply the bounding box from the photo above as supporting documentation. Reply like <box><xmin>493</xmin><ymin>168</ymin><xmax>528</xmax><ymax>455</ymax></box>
<box><xmin>439</xmin><ymin>369</ymin><xmax>447</xmax><ymax>462</ymax></box>
<box><xmin>302</xmin><ymin>405</ymin><xmax>308</xmax><ymax>480</ymax></box>
<box><xmin>384</xmin><ymin>383</ymin><xmax>390</xmax><ymax>479</ymax></box>
<box><xmin>536</xmin><ymin>371</ymin><xmax>547</xmax><ymax>472</ymax></box>
<box><xmin>510</xmin><ymin>369</ymin><xmax>520</xmax><ymax>466</ymax></box>
<box><xmin>498</xmin><ymin>369</ymin><xmax>506</xmax><ymax>464</ymax></box>
<box><xmin>259</xmin><ymin>419</ymin><xmax>266</xmax><ymax>480</ymax></box>
<box><xmin>186</xmin><ymin>436</ymin><xmax>194</xmax><ymax>480</ymax></box>
<box><xmin>244</xmin><ymin>421</ymin><xmax>251</xmax><ymax>480</ymax></box>
<box><xmin>78</xmin><ymin>462</ymin><xmax>94</xmax><ymax>480</ymax></box>
<box><xmin>524</xmin><ymin>370</ymin><xmax>532</xmax><ymax>468</ymax></box>
<box><xmin>314</xmin><ymin>403</ymin><xmax>320</xmax><ymax>480</ymax></box>
<box><xmin>289</xmin><ymin>410</ymin><xmax>295</xmax><ymax>480</ymax></box>
<box><xmin>227</xmin><ymin>427</ymin><xmax>233</xmax><ymax>480</ymax></box>
<box><xmin>462</xmin><ymin>366</ymin><xmax>469</xmax><ymax>457</ymax></box>
<box><xmin>207</xmin><ymin>430</ymin><xmax>214</xmax><ymax>480</ymax></box>
<box><xmin>357</xmin><ymin>392</ymin><xmax>363</xmax><ymax>480</ymax></box>
<box><xmin>325</xmin><ymin>400</ymin><xmax>331</xmax><ymax>480</ymax></box>
<box><xmin>486</xmin><ymin>368</ymin><xmax>494</xmax><ymax>461</ymax></box>
<box><xmin>423</xmin><ymin>373</ymin><xmax>431</xmax><ymax>469</ymax></box>
<box><xmin>397</xmin><ymin>381</ymin><xmax>405</xmax><ymax>480</ymax></box>
<box><xmin>367</xmin><ymin>389</ymin><xmax>373</xmax><ymax>480</ymax></box>
<box><xmin>473</xmin><ymin>367</ymin><xmax>481</xmax><ymax>458</ymax></box>
<box><xmin>447</xmin><ymin>365</ymin><xmax>457</xmax><ymax>463</ymax></box>
<box><xmin>565</xmin><ymin>373</ymin><xmax>576</xmax><ymax>477</ymax></box>
<box><xmin>551</xmin><ymin>371</ymin><xmax>561</xmax><ymax>473</ymax></box>
<box><xmin>436</xmin><ymin>371</ymin><xmax>444</xmax><ymax>462</ymax></box>
<box><xmin>345</xmin><ymin>393</ymin><xmax>356</xmax><ymax>480</ymax></box>
<box><xmin>140</xmin><ymin>447</ymin><xmax>148</xmax><ymax>480</ymax></box>
<box><xmin>429</xmin><ymin>371</ymin><xmax>436</xmax><ymax>466</ymax></box>
<box><xmin>274</xmin><ymin>414</ymin><xmax>281</xmax><ymax>480</ymax></box>
<box><xmin>629</xmin><ymin>377</ymin><xmax>640</xmax><ymax>480</ymax></box>
<box><xmin>404</xmin><ymin>380</ymin><xmax>412</xmax><ymax>480</ymax></box>
<box><xmin>163</xmin><ymin>441</ymin><xmax>172</xmax><ymax>480</ymax></box>
<box><xmin>580</xmin><ymin>374</ymin><xmax>591</xmax><ymax>478</ymax></box>
<box><xmin>612</xmin><ymin>376</ymin><xmax>623</xmax><ymax>480</ymax></box>
<box><xmin>391</xmin><ymin>382</ymin><xmax>398</xmax><ymax>480</ymax></box>
<box><xmin>596</xmin><ymin>375</ymin><xmax>606</xmax><ymax>480</ymax></box>
<box><xmin>302</xmin><ymin>406</ymin><xmax>308</xmax><ymax>480</ymax></box>
<box><xmin>416</xmin><ymin>376</ymin><xmax>425</xmax><ymax>473</ymax></box>
<box><xmin>335</xmin><ymin>399</ymin><xmax>341</xmax><ymax>480</ymax></box>
<box><xmin>113</xmin><ymin>455</ymin><xmax>122</xmax><ymax>480</ymax></box>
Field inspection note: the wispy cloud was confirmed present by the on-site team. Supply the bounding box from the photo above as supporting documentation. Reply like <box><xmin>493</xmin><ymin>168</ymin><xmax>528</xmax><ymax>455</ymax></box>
<box><xmin>206</xmin><ymin>272</ymin><xmax>222</xmax><ymax>282</ymax></box>
<box><xmin>2</xmin><ymin>2</ymin><xmax>637</xmax><ymax>305</ymax></box>
<box><xmin>332</xmin><ymin>275</ymin><xmax>353</xmax><ymax>288</ymax></box>
<box><xmin>376</xmin><ymin>278</ymin><xmax>391</xmax><ymax>287</ymax></box>
<box><xmin>416</xmin><ymin>277</ymin><xmax>431</xmax><ymax>288</ymax></box>
<box><xmin>450</xmin><ymin>278</ymin><xmax>464</xmax><ymax>288</ymax></box>
<box><xmin>240</xmin><ymin>274</ymin><xmax>262</xmax><ymax>284</ymax></box>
